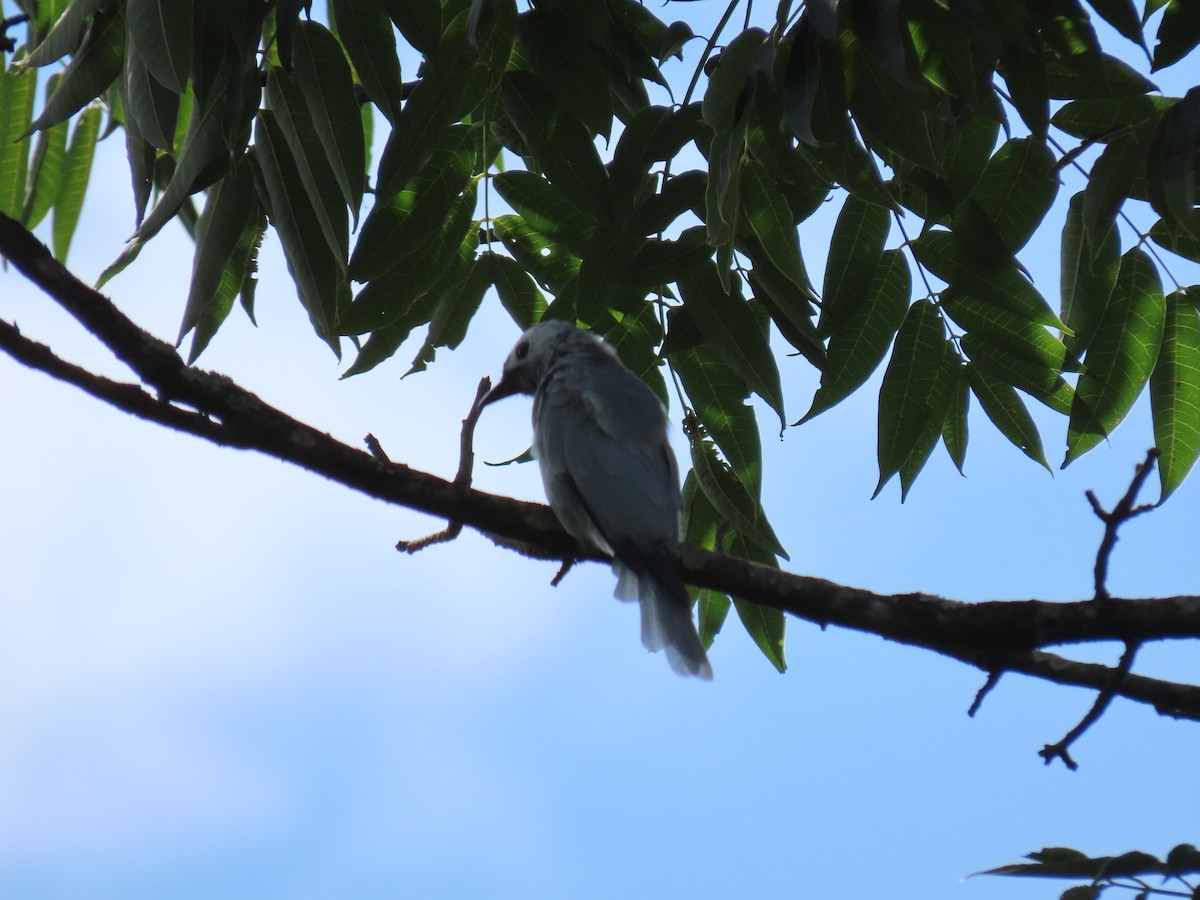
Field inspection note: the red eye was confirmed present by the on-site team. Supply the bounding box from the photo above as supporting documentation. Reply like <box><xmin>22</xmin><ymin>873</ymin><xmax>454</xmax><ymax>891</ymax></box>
<box><xmin>515</xmin><ymin>340</ymin><xmax>530</xmax><ymax>360</ymax></box>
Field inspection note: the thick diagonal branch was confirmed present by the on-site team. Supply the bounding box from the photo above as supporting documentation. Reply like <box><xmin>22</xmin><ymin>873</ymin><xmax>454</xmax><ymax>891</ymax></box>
<box><xmin>3</xmin><ymin>213</ymin><xmax>1200</xmax><ymax>721</ymax></box>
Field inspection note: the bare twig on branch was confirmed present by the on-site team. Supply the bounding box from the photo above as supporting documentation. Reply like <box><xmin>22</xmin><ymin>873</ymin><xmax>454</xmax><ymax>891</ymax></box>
<box><xmin>968</xmin><ymin>670</ymin><xmax>1004</xmax><ymax>718</ymax></box>
<box><xmin>395</xmin><ymin>378</ymin><xmax>492</xmax><ymax>553</ymax></box>
<box><xmin>1087</xmin><ymin>449</ymin><xmax>1159</xmax><ymax>601</ymax></box>
<box><xmin>3</xmin><ymin>213</ymin><xmax>1200</xmax><ymax>723</ymax></box>
<box><xmin>1039</xmin><ymin>641</ymin><xmax>1140</xmax><ymax>770</ymax></box>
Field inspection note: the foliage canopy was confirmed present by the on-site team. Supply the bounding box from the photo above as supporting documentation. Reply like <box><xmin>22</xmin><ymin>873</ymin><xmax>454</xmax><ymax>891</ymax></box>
<box><xmin>2</xmin><ymin>0</ymin><xmax>1200</xmax><ymax>668</ymax></box>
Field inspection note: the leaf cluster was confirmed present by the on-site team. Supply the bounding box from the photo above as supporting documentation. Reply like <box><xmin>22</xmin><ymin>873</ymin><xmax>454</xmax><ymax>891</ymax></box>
<box><xmin>3</xmin><ymin>0</ymin><xmax>1200</xmax><ymax>667</ymax></box>
<box><xmin>982</xmin><ymin>843</ymin><xmax>1200</xmax><ymax>900</ymax></box>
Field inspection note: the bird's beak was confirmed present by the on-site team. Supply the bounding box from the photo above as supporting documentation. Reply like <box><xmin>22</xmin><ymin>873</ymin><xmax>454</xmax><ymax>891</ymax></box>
<box><xmin>481</xmin><ymin>373</ymin><xmax>520</xmax><ymax>407</ymax></box>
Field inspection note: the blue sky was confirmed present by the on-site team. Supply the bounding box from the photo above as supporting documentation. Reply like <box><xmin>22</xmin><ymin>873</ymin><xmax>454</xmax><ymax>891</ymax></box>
<box><xmin>1</xmin><ymin>4</ymin><xmax>1199</xmax><ymax>899</ymax></box>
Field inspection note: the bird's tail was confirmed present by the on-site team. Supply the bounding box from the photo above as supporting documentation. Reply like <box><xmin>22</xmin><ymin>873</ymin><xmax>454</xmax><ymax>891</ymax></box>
<box><xmin>614</xmin><ymin>553</ymin><xmax>712</xmax><ymax>680</ymax></box>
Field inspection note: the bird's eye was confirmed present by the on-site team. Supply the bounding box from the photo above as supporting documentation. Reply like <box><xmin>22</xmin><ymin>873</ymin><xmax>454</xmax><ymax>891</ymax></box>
<box><xmin>515</xmin><ymin>340</ymin><xmax>530</xmax><ymax>360</ymax></box>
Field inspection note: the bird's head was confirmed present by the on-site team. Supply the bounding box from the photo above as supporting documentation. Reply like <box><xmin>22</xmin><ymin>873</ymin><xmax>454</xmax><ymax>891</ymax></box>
<box><xmin>482</xmin><ymin>320</ymin><xmax>587</xmax><ymax>406</ymax></box>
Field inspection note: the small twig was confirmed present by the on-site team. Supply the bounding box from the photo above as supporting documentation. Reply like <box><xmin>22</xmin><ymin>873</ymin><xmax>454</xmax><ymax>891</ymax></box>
<box><xmin>968</xmin><ymin>670</ymin><xmax>1004</xmax><ymax>718</ymax></box>
<box><xmin>395</xmin><ymin>378</ymin><xmax>491</xmax><ymax>553</ymax></box>
<box><xmin>1088</xmin><ymin>449</ymin><xmax>1160</xmax><ymax>601</ymax></box>
<box><xmin>364</xmin><ymin>433</ymin><xmax>391</xmax><ymax>463</ymax></box>
<box><xmin>1039</xmin><ymin>641</ymin><xmax>1139</xmax><ymax>770</ymax></box>
<box><xmin>550</xmin><ymin>559</ymin><xmax>576</xmax><ymax>586</ymax></box>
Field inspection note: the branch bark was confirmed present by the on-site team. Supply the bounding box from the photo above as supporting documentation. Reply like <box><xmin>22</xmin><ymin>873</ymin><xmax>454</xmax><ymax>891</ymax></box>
<box><xmin>4</xmin><ymin>212</ymin><xmax>1200</xmax><ymax>726</ymax></box>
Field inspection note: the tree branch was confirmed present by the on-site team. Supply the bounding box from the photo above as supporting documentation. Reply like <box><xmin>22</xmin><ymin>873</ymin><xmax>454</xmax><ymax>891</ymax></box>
<box><xmin>4</xmin><ymin>213</ymin><xmax>1200</xmax><ymax>722</ymax></box>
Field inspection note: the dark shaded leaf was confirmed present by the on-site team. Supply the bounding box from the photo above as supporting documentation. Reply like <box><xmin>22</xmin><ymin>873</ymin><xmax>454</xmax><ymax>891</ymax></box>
<box><xmin>1082</xmin><ymin>130</ymin><xmax>1151</xmax><ymax>247</ymax></box>
<box><xmin>967</xmin><ymin>363</ymin><xmax>1051</xmax><ymax>469</ymax></box>
<box><xmin>1151</xmin><ymin>294</ymin><xmax>1200</xmax><ymax>501</ymax></box>
<box><xmin>1062</xmin><ymin>191</ymin><xmax>1121</xmax><ymax>356</ymax></box>
<box><xmin>942</xmin><ymin>362</ymin><xmax>969</xmax><ymax>474</ymax></box>
<box><xmin>740</xmin><ymin>158</ymin><xmax>810</xmax><ymax>291</ymax></box>
<box><xmin>1152</xmin><ymin>0</ymin><xmax>1200</xmax><ymax>71</ymax></box>
<box><xmin>22</xmin><ymin>0</ymin><xmax>108</xmax><ymax>67</ymax></box>
<box><xmin>122</xmin><ymin>48</ymin><xmax>181</xmax><ymax>150</ymax></box>
<box><xmin>962</xmin><ymin>333</ymin><xmax>1075</xmax><ymax>415</ymax></box>
<box><xmin>384</xmin><ymin>0</ymin><xmax>441</xmax><ymax>55</ymax></box>
<box><xmin>1149</xmin><ymin>86</ymin><xmax>1200</xmax><ymax>230</ymax></box>
<box><xmin>1149</xmin><ymin>212</ymin><xmax>1200</xmax><ymax>263</ymax></box>
<box><xmin>820</xmin><ymin>191</ymin><xmax>891</xmax><ymax>336</ymax></box>
<box><xmin>330</xmin><ymin>0</ymin><xmax>403</xmax><ymax>123</ymax></box>
<box><xmin>126</xmin><ymin>0</ymin><xmax>192</xmax><ymax>92</ymax></box>
<box><xmin>1050</xmin><ymin>95</ymin><xmax>1170</xmax><ymax>141</ymax></box>
<box><xmin>803</xmin><ymin>249</ymin><xmax>909</xmax><ymax>421</ymax></box>
<box><xmin>899</xmin><ymin>339</ymin><xmax>958</xmax><ymax>499</ymax></box>
<box><xmin>968</xmin><ymin>137</ymin><xmax>1058</xmax><ymax>253</ymax></box>
<box><xmin>517</xmin><ymin>8</ymin><xmax>613</xmax><ymax>139</ymax></box>
<box><xmin>702</xmin><ymin>27</ymin><xmax>765</xmax><ymax>131</ymax></box>
<box><xmin>488</xmin><ymin>251</ymin><xmax>547</xmax><ymax>329</ymax></box>
<box><xmin>1066</xmin><ymin>248</ymin><xmax>1166</xmax><ymax>464</ymax></box>
<box><xmin>25</xmin><ymin>3</ymin><xmax>124</xmax><ymax>135</ymax></box>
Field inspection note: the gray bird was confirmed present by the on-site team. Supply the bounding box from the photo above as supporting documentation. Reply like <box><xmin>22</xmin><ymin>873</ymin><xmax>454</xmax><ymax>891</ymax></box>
<box><xmin>483</xmin><ymin>320</ymin><xmax>712</xmax><ymax>679</ymax></box>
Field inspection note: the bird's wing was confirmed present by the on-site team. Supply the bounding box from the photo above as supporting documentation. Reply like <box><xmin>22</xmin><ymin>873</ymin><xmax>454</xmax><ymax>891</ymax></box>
<box><xmin>535</xmin><ymin>365</ymin><xmax>680</xmax><ymax>554</ymax></box>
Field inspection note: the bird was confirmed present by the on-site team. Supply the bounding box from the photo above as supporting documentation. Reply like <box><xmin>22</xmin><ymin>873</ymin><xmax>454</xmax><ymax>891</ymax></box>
<box><xmin>482</xmin><ymin>319</ymin><xmax>713</xmax><ymax>679</ymax></box>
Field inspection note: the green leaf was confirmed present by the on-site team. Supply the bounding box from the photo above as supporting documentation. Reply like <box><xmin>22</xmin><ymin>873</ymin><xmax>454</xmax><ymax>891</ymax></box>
<box><xmin>126</xmin><ymin>0</ymin><xmax>192</xmax><ymax>92</ymax></box>
<box><xmin>677</xmin><ymin>261</ymin><xmax>785</xmax><ymax>425</ymax></box>
<box><xmin>874</xmin><ymin>299</ymin><xmax>946</xmax><ymax>497</ymax></box>
<box><xmin>491</xmin><ymin>169</ymin><xmax>597</xmax><ymax>240</ymax></box>
<box><xmin>1151</xmin><ymin>295</ymin><xmax>1200</xmax><ymax>501</ymax></box>
<box><xmin>847</xmin><ymin>40</ymin><xmax>943</xmax><ymax>173</ymax></box>
<box><xmin>265</xmin><ymin>65</ymin><xmax>350</xmax><ymax>268</ymax></box>
<box><xmin>732</xmin><ymin>593</ymin><xmax>787</xmax><ymax>673</ymax></box>
<box><xmin>254</xmin><ymin>112</ymin><xmax>349</xmax><ymax>352</ymax></box>
<box><xmin>968</xmin><ymin>137</ymin><xmax>1057</xmax><ymax>253</ymax></box>
<box><xmin>408</xmin><ymin>246</ymin><xmax>491</xmax><ymax>375</ymax></box>
<box><xmin>51</xmin><ymin>102</ymin><xmax>101</xmax><ymax>261</ymax></box>
<box><xmin>1149</xmin><ymin>87</ymin><xmax>1200</xmax><ymax>231</ymax></box>
<box><xmin>941</xmin><ymin>289</ymin><xmax>1071</xmax><ymax>371</ymax></box>
<box><xmin>1151</xmin><ymin>0</ymin><xmax>1200</xmax><ymax>71</ymax></box>
<box><xmin>608</xmin><ymin>103</ymin><xmax>702</xmax><ymax>210</ymax></box>
<box><xmin>187</xmin><ymin>205</ymin><xmax>266</xmax><ymax>364</ymax></box>
<box><xmin>1062</xmin><ymin>191</ymin><xmax>1121</xmax><ymax>356</ymax></box>
<box><xmin>492</xmin><ymin>213</ymin><xmax>581</xmax><ymax>292</ymax></box>
<box><xmin>999</xmin><ymin>41</ymin><xmax>1049</xmax><ymax>138</ymax></box>
<box><xmin>0</xmin><ymin>57</ymin><xmax>37</xmax><ymax>218</ymax></box>
<box><xmin>820</xmin><ymin>191</ymin><xmax>891</xmax><ymax>336</ymax></box>
<box><xmin>179</xmin><ymin>159</ymin><xmax>259</xmax><ymax>343</ymax></box>
<box><xmin>1066</xmin><ymin>248</ymin><xmax>1167</xmax><ymax>465</ymax></box>
<box><xmin>385</xmin><ymin>0</ymin><xmax>441</xmax><ymax>55</ymax></box>
<box><xmin>604</xmin><ymin>302</ymin><xmax>667</xmax><ymax>406</ymax></box>
<box><xmin>702</xmin><ymin>27</ymin><xmax>765</xmax><ymax>131</ymax></box>
<box><xmin>1149</xmin><ymin>212</ymin><xmax>1200</xmax><ymax>263</ymax></box>
<box><xmin>804</xmin><ymin>249</ymin><xmax>909</xmax><ymax>421</ymax></box>
<box><xmin>942</xmin><ymin>362</ymin><xmax>970</xmax><ymax>474</ymax></box>
<box><xmin>292</xmin><ymin>20</ymin><xmax>366</xmax><ymax>225</ymax></box>
<box><xmin>330</xmin><ymin>0</ymin><xmax>403</xmax><ymax>123</ymax></box>
<box><xmin>501</xmin><ymin>71</ymin><xmax>612</xmax><ymax>223</ymax></box>
<box><xmin>961</xmin><ymin>333</ymin><xmax>1075</xmax><ymax>415</ymax></box>
<box><xmin>1050</xmin><ymin>96</ymin><xmax>1170</xmax><ymax>141</ymax></box>
<box><xmin>350</xmin><ymin>124</ymin><xmax>477</xmax><ymax>282</ymax></box>
<box><xmin>488</xmin><ymin>251</ymin><xmax>547</xmax><ymax>329</ymax></box>
<box><xmin>20</xmin><ymin>76</ymin><xmax>68</xmax><ymax>228</ymax></box>
<box><xmin>740</xmin><ymin>159</ymin><xmax>811</xmax><ymax>292</ymax></box>
<box><xmin>622</xmin><ymin>226</ymin><xmax>711</xmax><ymax>288</ymax></box>
<box><xmin>899</xmin><ymin>339</ymin><xmax>958</xmax><ymax>499</ymax></box>
<box><xmin>25</xmin><ymin>3</ymin><xmax>124</xmax><ymax>135</ymax></box>
<box><xmin>21</xmin><ymin>0</ymin><xmax>108</xmax><ymax>67</ymax></box>
<box><xmin>681</xmin><ymin>474</ymin><xmax>732</xmax><ymax>648</ymax></box>
<box><xmin>1082</xmin><ymin>130</ymin><xmax>1150</xmax><ymax>247</ymax></box>
<box><xmin>688</xmin><ymin>425</ymin><xmax>788</xmax><ymax>561</ymax></box>
<box><xmin>672</xmin><ymin>335</ymin><xmax>763</xmax><ymax>496</ymax></box>
<box><xmin>1085</xmin><ymin>0</ymin><xmax>1145</xmax><ymax>47</ymax></box>
<box><xmin>966</xmin><ymin>363</ymin><xmax>1050</xmax><ymax>469</ymax></box>
<box><xmin>122</xmin><ymin>48</ymin><xmax>181</xmax><ymax>150</ymax></box>
<box><xmin>911</xmin><ymin>230</ymin><xmax>1068</xmax><ymax>330</ymax></box>
<box><xmin>517</xmin><ymin>8</ymin><xmax>613</xmax><ymax>139</ymax></box>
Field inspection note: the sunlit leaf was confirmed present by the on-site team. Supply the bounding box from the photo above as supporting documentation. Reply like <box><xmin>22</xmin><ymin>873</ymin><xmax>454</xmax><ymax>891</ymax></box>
<box><xmin>1151</xmin><ymin>295</ymin><xmax>1200</xmax><ymax>501</ymax></box>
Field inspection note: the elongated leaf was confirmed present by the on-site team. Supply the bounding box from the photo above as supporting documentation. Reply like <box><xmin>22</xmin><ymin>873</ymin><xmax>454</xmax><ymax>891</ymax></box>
<box><xmin>604</xmin><ymin>302</ymin><xmax>667</xmax><ymax>406</ymax></box>
<box><xmin>408</xmin><ymin>246</ymin><xmax>491</xmax><ymax>375</ymax></box>
<box><xmin>804</xmin><ymin>249</ymin><xmax>909</xmax><ymax>421</ymax></box>
<box><xmin>492</xmin><ymin>214</ymin><xmax>581</xmax><ymax>292</ymax></box>
<box><xmin>740</xmin><ymin>158</ymin><xmax>809</xmax><ymax>292</ymax></box>
<box><xmin>51</xmin><ymin>102</ymin><xmax>100</xmax><ymax>261</ymax></box>
<box><xmin>966</xmin><ymin>363</ymin><xmax>1050</xmax><ymax>469</ymax></box>
<box><xmin>1066</xmin><ymin>248</ymin><xmax>1167</xmax><ymax>465</ymax></box>
<box><xmin>123</xmin><ymin>48</ymin><xmax>180</xmax><ymax>150</ymax></box>
<box><xmin>875</xmin><ymin>299</ymin><xmax>946</xmax><ymax>497</ymax></box>
<box><xmin>847</xmin><ymin>40</ymin><xmax>943</xmax><ymax>173</ymax></box>
<box><xmin>961</xmin><ymin>333</ymin><xmax>1075</xmax><ymax>415</ymax></box>
<box><xmin>26</xmin><ymin>3</ymin><xmax>124</xmax><ymax>135</ymax></box>
<box><xmin>488</xmin><ymin>251</ymin><xmax>547</xmax><ymax>329</ymax></box>
<box><xmin>385</xmin><ymin>0</ymin><xmax>441</xmax><ymax>55</ymax></box>
<box><xmin>702</xmin><ymin>27</ymin><xmax>765</xmax><ymax>131</ymax></box>
<box><xmin>1082</xmin><ymin>130</ymin><xmax>1150</xmax><ymax>247</ymax></box>
<box><xmin>254</xmin><ymin>112</ymin><xmax>348</xmax><ymax>351</ymax></box>
<box><xmin>688</xmin><ymin>426</ymin><xmax>788</xmax><ymax>560</ymax></box>
<box><xmin>517</xmin><ymin>8</ymin><xmax>613</xmax><ymax>138</ymax></box>
<box><xmin>179</xmin><ymin>159</ymin><xmax>258</xmax><ymax>342</ymax></box>
<box><xmin>1151</xmin><ymin>295</ymin><xmax>1200</xmax><ymax>500</ymax></box>
<box><xmin>1085</xmin><ymin>0</ymin><xmax>1144</xmax><ymax>47</ymax></box>
<box><xmin>820</xmin><ymin>191</ymin><xmax>891</xmax><ymax>335</ymax></box>
<box><xmin>681</xmin><ymin>474</ymin><xmax>732</xmax><ymax>648</ymax></box>
<box><xmin>608</xmin><ymin>103</ymin><xmax>702</xmax><ymax>207</ymax></box>
<box><xmin>677</xmin><ymin>262</ymin><xmax>785</xmax><ymax>425</ymax></box>
<box><xmin>968</xmin><ymin>137</ymin><xmax>1057</xmax><ymax>253</ymax></box>
<box><xmin>1050</xmin><ymin>96</ymin><xmax>1170</xmax><ymax>141</ymax></box>
<box><xmin>899</xmin><ymin>340</ymin><xmax>958</xmax><ymax>499</ymax></box>
<box><xmin>502</xmin><ymin>71</ymin><xmax>612</xmax><ymax>223</ymax></box>
<box><xmin>292</xmin><ymin>20</ymin><xmax>366</xmax><ymax>224</ymax></box>
<box><xmin>491</xmin><ymin>169</ymin><xmax>597</xmax><ymax>240</ymax></box>
<box><xmin>187</xmin><ymin>209</ymin><xmax>266</xmax><ymax>363</ymax></box>
<box><xmin>1062</xmin><ymin>190</ymin><xmax>1120</xmax><ymax>356</ymax></box>
<box><xmin>1149</xmin><ymin>212</ymin><xmax>1200</xmax><ymax>263</ymax></box>
<box><xmin>942</xmin><ymin>362</ymin><xmax>970</xmax><ymax>474</ymax></box>
<box><xmin>21</xmin><ymin>76</ymin><xmax>68</xmax><ymax>228</ymax></box>
<box><xmin>672</xmin><ymin>337</ymin><xmax>763</xmax><ymax>496</ymax></box>
<box><xmin>330</xmin><ymin>0</ymin><xmax>403</xmax><ymax>123</ymax></box>
<box><xmin>622</xmin><ymin>226</ymin><xmax>711</xmax><ymax>288</ymax></box>
<box><xmin>911</xmin><ymin>230</ymin><xmax>1067</xmax><ymax>330</ymax></box>
<box><xmin>0</xmin><ymin>57</ymin><xmax>37</xmax><ymax>217</ymax></box>
<box><xmin>1152</xmin><ymin>0</ymin><xmax>1200</xmax><ymax>71</ymax></box>
<box><xmin>21</xmin><ymin>0</ymin><xmax>108</xmax><ymax>67</ymax></box>
<box><xmin>126</xmin><ymin>0</ymin><xmax>191</xmax><ymax>92</ymax></box>
<box><xmin>941</xmin><ymin>289</ymin><xmax>1071</xmax><ymax>371</ymax></box>
<box><xmin>265</xmin><ymin>65</ymin><xmax>349</xmax><ymax>267</ymax></box>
